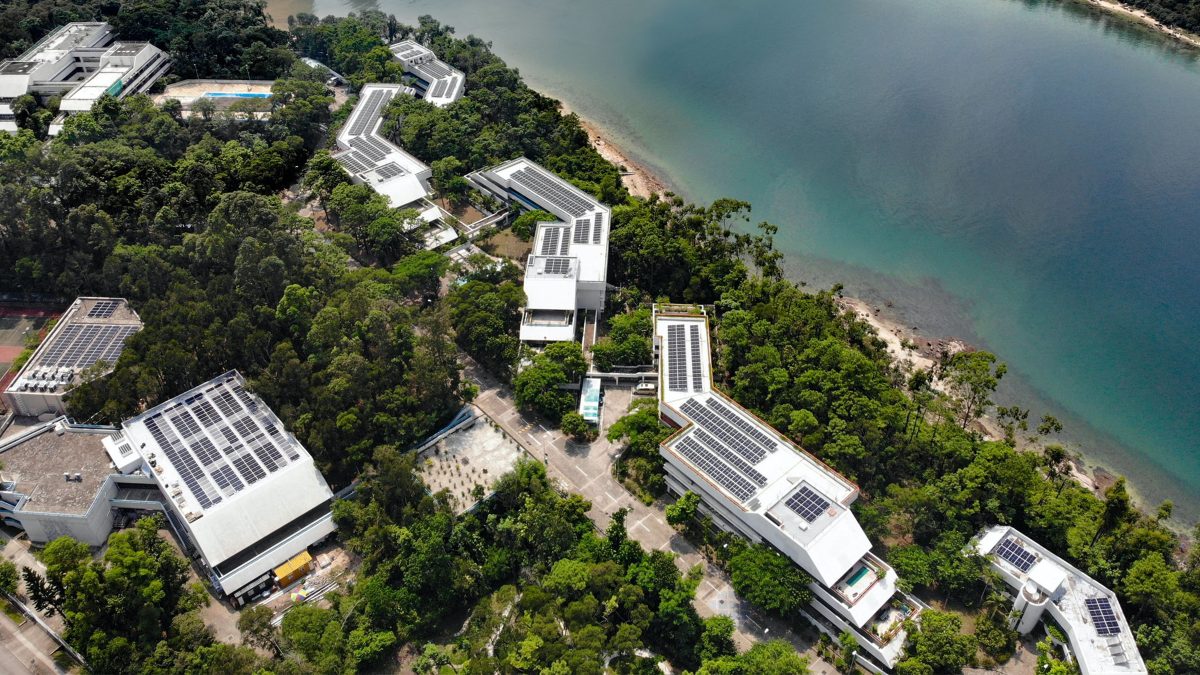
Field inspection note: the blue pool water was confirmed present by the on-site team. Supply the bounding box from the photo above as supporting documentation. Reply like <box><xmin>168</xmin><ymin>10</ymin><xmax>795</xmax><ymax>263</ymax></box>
<box><xmin>203</xmin><ymin>92</ymin><xmax>272</xmax><ymax>98</ymax></box>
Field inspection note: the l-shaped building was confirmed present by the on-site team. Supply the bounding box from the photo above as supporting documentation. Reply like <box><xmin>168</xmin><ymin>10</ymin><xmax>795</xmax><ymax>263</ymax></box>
<box><xmin>974</xmin><ymin>525</ymin><xmax>1146</xmax><ymax>674</ymax></box>
<box><xmin>652</xmin><ymin>305</ymin><xmax>921</xmax><ymax>670</ymax></box>
<box><xmin>0</xmin><ymin>22</ymin><xmax>169</xmax><ymax>135</ymax></box>
<box><xmin>0</xmin><ymin>371</ymin><xmax>336</xmax><ymax>606</ymax></box>
<box><xmin>467</xmin><ymin>158</ymin><xmax>612</xmax><ymax>343</ymax></box>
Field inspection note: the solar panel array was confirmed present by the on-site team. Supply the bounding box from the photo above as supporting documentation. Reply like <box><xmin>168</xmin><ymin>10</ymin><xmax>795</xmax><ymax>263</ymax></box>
<box><xmin>995</xmin><ymin>538</ymin><xmax>1037</xmax><ymax>572</ymax></box>
<box><xmin>785</xmin><ymin>485</ymin><xmax>831</xmax><ymax>523</ymax></box>
<box><xmin>351</xmin><ymin>135</ymin><xmax>391</xmax><ymax>162</ymax></box>
<box><xmin>512</xmin><ymin>167</ymin><xmax>594</xmax><ymax>217</ymax></box>
<box><xmin>348</xmin><ymin>88</ymin><xmax>393</xmax><ymax>136</ymax></box>
<box><xmin>543</xmin><ymin>258</ymin><xmax>571</xmax><ymax>276</ymax></box>
<box><xmin>1085</xmin><ymin>597</ymin><xmax>1121</xmax><ymax>636</ymax></box>
<box><xmin>375</xmin><ymin>162</ymin><xmax>405</xmax><ymax>179</ymax></box>
<box><xmin>704</xmin><ymin>398</ymin><xmax>778</xmax><ymax>453</ymax></box>
<box><xmin>37</xmin><ymin>324</ymin><xmax>139</xmax><ymax>369</ymax></box>
<box><xmin>86</xmin><ymin>299</ymin><xmax>119</xmax><ymax>318</ymax></box>
<box><xmin>593</xmin><ymin>211</ymin><xmax>604</xmax><ymax>244</ymax></box>
<box><xmin>675</xmin><ymin>437</ymin><xmax>756</xmax><ymax>502</ymax></box>
<box><xmin>666</xmin><ymin>325</ymin><xmax>687</xmax><ymax>392</ymax></box>
<box><xmin>336</xmin><ymin>150</ymin><xmax>371</xmax><ymax>174</ymax></box>
<box><xmin>138</xmin><ymin>376</ymin><xmax>305</xmax><ymax>512</ymax></box>
<box><xmin>689</xmin><ymin>324</ymin><xmax>704</xmax><ymax>391</ymax></box>
<box><xmin>415</xmin><ymin>60</ymin><xmax>453</xmax><ymax>80</ymax></box>
<box><xmin>692</xmin><ymin>429</ymin><xmax>767</xmax><ymax>486</ymax></box>
<box><xmin>573</xmin><ymin>218</ymin><xmax>591</xmax><ymax>243</ymax></box>
<box><xmin>430</xmin><ymin>79</ymin><xmax>449</xmax><ymax>98</ymax></box>
<box><xmin>680</xmin><ymin>399</ymin><xmax>768</xmax><ymax>463</ymax></box>
<box><xmin>540</xmin><ymin>227</ymin><xmax>562</xmax><ymax>255</ymax></box>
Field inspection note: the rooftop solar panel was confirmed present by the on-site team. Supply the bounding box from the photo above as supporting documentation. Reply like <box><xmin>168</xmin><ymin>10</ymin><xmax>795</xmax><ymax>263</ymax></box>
<box><xmin>539</xmin><ymin>227</ymin><xmax>562</xmax><ymax>256</ymax></box>
<box><xmin>689</xmin><ymin>324</ymin><xmax>704</xmax><ymax>391</ymax></box>
<box><xmin>573</xmin><ymin>218</ymin><xmax>590</xmax><ymax>244</ymax></box>
<box><xmin>692</xmin><ymin>429</ymin><xmax>767</xmax><ymax>486</ymax></box>
<box><xmin>543</xmin><ymin>258</ymin><xmax>571</xmax><ymax>276</ymax></box>
<box><xmin>679</xmin><ymin>399</ymin><xmax>767</xmax><ymax>464</ymax></box>
<box><xmin>430</xmin><ymin>79</ymin><xmax>448</xmax><ymax>98</ymax></box>
<box><xmin>675</xmin><ymin>437</ymin><xmax>756</xmax><ymax>502</ymax></box>
<box><xmin>375</xmin><ymin>162</ymin><xmax>405</xmax><ymax>179</ymax></box>
<box><xmin>995</xmin><ymin>538</ymin><xmax>1038</xmax><ymax>573</ymax></box>
<box><xmin>667</xmin><ymin>325</ymin><xmax>687</xmax><ymax>392</ymax></box>
<box><xmin>703</xmin><ymin>398</ymin><xmax>777</xmax><ymax>453</ymax></box>
<box><xmin>86</xmin><ymin>299</ymin><xmax>119</xmax><ymax>318</ymax></box>
<box><xmin>37</xmin><ymin>323</ymin><xmax>138</xmax><ymax>370</ymax></box>
<box><xmin>512</xmin><ymin>167</ymin><xmax>594</xmax><ymax>218</ymax></box>
<box><xmin>1085</xmin><ymin>597</ymin><xmax>1121</xmax><ymax>636</ymax></box>
<box><xmin>785</xmin><ymin>485</ymin><xmax>831</xmax><ymax>523</ymax></box>
<box><xmin>593</xmin><ymin>211</ymin><xmax>604</xmax><ymax>244</ymax></box>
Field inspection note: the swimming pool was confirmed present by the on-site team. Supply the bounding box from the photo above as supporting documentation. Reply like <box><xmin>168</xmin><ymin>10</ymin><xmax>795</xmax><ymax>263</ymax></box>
<box><xmin>203</xmin><ymin>92</ymin><xmax>271</xmax><ymax>98</ymax></box>
<box><xmin>846</xmin><ymin>566</ymin><xmax>870</xmax><ymax>586</ymax></box>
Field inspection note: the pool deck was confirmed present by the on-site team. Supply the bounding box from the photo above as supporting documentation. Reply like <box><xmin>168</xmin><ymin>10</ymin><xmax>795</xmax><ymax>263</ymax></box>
<box><xmin>154</xmin><ymin>79</ymin><xmax>276</xmax><ymax>107</ymax></box>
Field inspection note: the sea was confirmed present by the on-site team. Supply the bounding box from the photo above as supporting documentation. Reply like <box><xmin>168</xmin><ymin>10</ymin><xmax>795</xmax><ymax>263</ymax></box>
<box><xmin>277</xmin><ymin>0</ymin><xmax>1200</xmax><ymax>524</ymax></box>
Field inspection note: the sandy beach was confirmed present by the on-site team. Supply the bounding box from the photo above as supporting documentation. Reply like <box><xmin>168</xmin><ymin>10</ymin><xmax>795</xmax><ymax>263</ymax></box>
<box><xmin>1082</xmin><ymin>0</ymin><xmax>1200</xmax><ymax>49</ymax></box>
<box><xmin>837</xmin><ymin>296</ymin><xmax>1113</xmax><ymax>496</ymax></box>
<box><xmin>557</xmin><ymin>101</ymin><xmax>673</xmax><ymax>200</ymax></box>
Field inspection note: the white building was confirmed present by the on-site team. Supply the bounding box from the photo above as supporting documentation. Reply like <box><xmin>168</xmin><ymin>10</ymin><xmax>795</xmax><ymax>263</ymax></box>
<box><xmin>467</xmin><ymin>158</ymin><xmax>612</xmax><ymax>343</ymax></box>
<box><xmin>652</xmin><ymin>306</ymin><xmax>921</xmax><ymax>669</ymax></box>
<box><xmin>2</xmin><ymin>297</ymin><xmax>142</xmax><ymax>418</ymax></box>
<box><xmin>0</xmin><ymin>420</ymin><xmax>133</xmax><ymax>547</ymax></box>
<box><xmin>112</xmin><ymin>371</ymin><xmax>336</xmax><ymax>604</ymax></box>
<box><xmin>2</xmin><ymin>371</ymin><xmax>338</xmax><ymax>605</ymax></box>
<box><xmin>974</xmin><ymin>526</ymin><xmax>1147</xmax><ymax>675</ymax></box>
<box><xmin>0</xmin><ymin>22</ymin><xmax>169</xmax><ymax>134</ymax></box>
<box><xmin>332</xmin><ymin>83</ymin><xmax>457</xmax><ymax>247</ymax></box>
<box><xmin>389</xmin><ymin>40</ymin><xmax>465</xmax><ymax>107</ymax></box>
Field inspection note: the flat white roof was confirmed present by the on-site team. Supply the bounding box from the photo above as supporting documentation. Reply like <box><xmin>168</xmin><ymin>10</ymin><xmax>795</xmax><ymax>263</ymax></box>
<box><xmin>470</xmin><ymin>157</ymin><xmax>611</xmax><ymax>318</ymax></box>
<box><xmin>654</xmin><ymin>309</ymin><xmax>876</xmax><ymax>588</ymax></box>
<box><xmin>389</xmin><ymin>40</ymin><xmax>465</xmax><ymax>107</ymax></box>
<box><xmin>5</xmin><ymin>297</ymin><xmax>141</xmax><ymax>397</ymax></box>
<box><xmin>118</xmin><ymin>371</ymin><xmax>333</xmax><ymax>568</ymax></box>
<box><xmin>334</xmin><ymin>83</ymin><xmax>432</xmax><ymax>209</ymax></box>
<box><xmin>13</xmin><ymin>22</ymin><xmax>111</xmax><ymax>64</ymax></box>
<box><xmin>977</xmin><ymin>526</ymin><xmax>1147</xmax><ymax>674</ymax></box>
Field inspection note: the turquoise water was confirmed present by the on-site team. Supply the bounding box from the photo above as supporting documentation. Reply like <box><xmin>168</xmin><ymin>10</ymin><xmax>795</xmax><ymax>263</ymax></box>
<box><xmin>303</xmin><ymin>0</ymin><xmax>1200</xmax><ymax>522</ymax></box>
<box><xmin>203</xmin><ymin>92</ymin><xmax>272</xmax><ymax>98</ymax></box>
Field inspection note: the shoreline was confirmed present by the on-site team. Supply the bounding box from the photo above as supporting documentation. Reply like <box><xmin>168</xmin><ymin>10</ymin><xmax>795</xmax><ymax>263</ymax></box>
<box><xmin>836</xmin><ymin>296</ymin><xmax>1121</xmax><ymax>499</ymax></box>
<box><xmin>1077</xmin><ymin>0</ymin><xmax>1200</xmax><ymax>49</ymax></box>
<box><xmin>555</xmin><ymin>100</ymin><xmax>674</xmax><ymax>200</ymax></box>
<box><xmin>562</xmin><ymin>98</ymin><xmax>1126</xmax><ymax>504</ymax></box>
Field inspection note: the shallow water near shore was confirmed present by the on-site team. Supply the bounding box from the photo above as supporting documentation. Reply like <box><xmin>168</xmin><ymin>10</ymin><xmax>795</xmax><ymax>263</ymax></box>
<box><xmin>283</xmin><ymin>0</ymin><xmax>1200</xmax><ymax>523</ymax></box>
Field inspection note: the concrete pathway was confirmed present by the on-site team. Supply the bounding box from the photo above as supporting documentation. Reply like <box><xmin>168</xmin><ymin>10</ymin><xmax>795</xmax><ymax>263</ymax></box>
<box><xmin>464</xmin><ymin>358</ymin><xmax>833</xmax><ymax>671</ymax></box>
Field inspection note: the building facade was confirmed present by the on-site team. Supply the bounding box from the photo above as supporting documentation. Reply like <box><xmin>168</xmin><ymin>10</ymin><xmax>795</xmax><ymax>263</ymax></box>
<box><xmin>467</xmin><ymin>158</ymin><xmax>612</xmax><ymax>343</ymax></box>
<box><xmin>974</xmin><ymin>525</ymin><xmax>1147</xmax><ymax>674</ymax></box>
<box><xmin>0</xmin><ymin>23</ymin><xmax>169</xmax><ymax>134</ymax></box>
<box><xmin>0</xmin><ymin>372</ymin><xmax>336</xmax><ymax>606</ymax></box>
<box><xmin>652</xmin><ymin>305</ymin><xmax>921</xmax><ymax>670</ymax></box>
<box><xmin>2</xmin><ymin>297</ymin><xmax>142</xmax><ymax>418</ymax></box>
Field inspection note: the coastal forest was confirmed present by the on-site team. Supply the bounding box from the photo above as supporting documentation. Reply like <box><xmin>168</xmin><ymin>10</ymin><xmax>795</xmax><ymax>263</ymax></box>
<box><xmin>0</xmin><ymin>2</ymin><xmax>1197</xmax><ymax>674</ymax></box>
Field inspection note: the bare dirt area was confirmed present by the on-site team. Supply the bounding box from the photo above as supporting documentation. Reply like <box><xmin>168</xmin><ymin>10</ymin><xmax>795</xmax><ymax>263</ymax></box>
<box><xmin>434</xmin><ymin>197</ymin><xmax>486</xmax><ymax>226</ymax></box>
<box><xmin>478</xmin><ymin>229</ymin><xmax>532</xmax><ymax>262</ymax></box>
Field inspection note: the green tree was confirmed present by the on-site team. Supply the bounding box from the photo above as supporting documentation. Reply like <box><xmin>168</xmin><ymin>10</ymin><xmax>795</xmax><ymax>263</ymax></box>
<box><xmin>904</xmin><ymin>610</ymin><xmax>976</xmax><ymax>674</ymax></box>
<box><xmin>665</xmin><ymin>491</ymin><xmax>700</xmax><ymax>527</ymax></box>
<box><xmin>942</xmin><ymin>350</ymin><xmax>1006</xmax><ymax>429</ymax></box>
<box><xmin>728</xmin><ymin>544</ymin><xmax>813</xmax><ymax>618</ymax></box>
<box><xmin>698</xmin><ymin>615</ymin><xmax>736</xmax><ymax>661</ymax></box>
<box><xmin>237</xmin><ymin>605</ymin><xmax>281</xmax><ymax>657</ymax></box>
<box><xmin>561</xmin><ymin>411</ymin><xmax>597</xmax><ymax>442</ymax></box>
